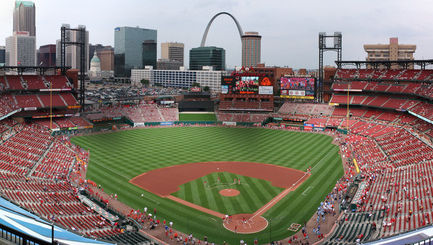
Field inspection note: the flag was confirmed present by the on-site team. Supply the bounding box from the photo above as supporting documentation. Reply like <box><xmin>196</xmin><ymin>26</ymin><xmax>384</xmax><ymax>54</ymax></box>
<box><xmin>18</xmin><ymin>61</ymin><xmax>21</xmax><ymax>65</ymax></box>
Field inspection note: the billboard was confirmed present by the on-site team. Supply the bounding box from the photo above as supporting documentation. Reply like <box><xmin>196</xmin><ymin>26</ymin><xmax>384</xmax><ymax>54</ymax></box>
<box><xmin>221</xmin><ymin>76</ymin><xmax>236</xmax><ymax>94</ymax></box>
<box><xmin>259</xmin><ymin>86</ymin><xmax>273</xmax><ymax>95</ymax></box>
<box><xmin>280</xmin><ymin>77</ymin><xmax>315</xmax><ymax>99</ymax></box>
<box><xmin>191</xmin><ymin>87</ymin><xmax>201</xmax><ymax>92</ymax></box>
<box><xmin>222</xmin><ymin>76</ymin><xmax>273</xmax><ymax>95</ymax></box>
<box><xmin>236</xmin><ymin>76</ymin><xmax>259</xmax><ymax>94</ymax></box>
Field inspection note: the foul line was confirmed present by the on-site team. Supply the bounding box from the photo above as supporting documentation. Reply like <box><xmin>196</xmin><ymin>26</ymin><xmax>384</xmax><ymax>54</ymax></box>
<box><xmin>251</xmin><ymin>149</ymin><xmax>336</xmax><ymax>219</ymax></box>
<box><xmin>89</xmin><ymin>159</ymin><xmax>130</xmax><ymax>180</ymax></box>
<box><xmin>251</xmin><ymin>172</ymin><xmax>309</xmax><ymax>220</ymax></box>
<box><xmin>141</xmin><ymin>195</ymin><xmax>160</xmax><ymax>205</ymax></box>
<box><xmin>311</xmin><ymin>148</ymin><xmax>336</xmax><ymax>170</ymax></box>
<box><xmin>302</xmin><ymin>186</ymin><xmax>313</xmax><ymax>196</ymax></box>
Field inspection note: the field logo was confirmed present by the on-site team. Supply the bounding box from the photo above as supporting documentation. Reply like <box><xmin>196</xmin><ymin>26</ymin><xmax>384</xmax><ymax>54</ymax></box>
<box><xmin>287</xmin><ymin>223</ymin><xmax>301</xmax><ymax>231</ymax></box>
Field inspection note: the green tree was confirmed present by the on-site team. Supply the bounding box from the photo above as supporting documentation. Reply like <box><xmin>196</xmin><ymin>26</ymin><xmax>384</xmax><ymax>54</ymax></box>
<box><xmin>203</xmin><ymin>86</ymin><xmax>210</xmax><ymax>92</ymax></box>
<box><xmin>192</xmin><ymin>82</ymin><xmax>200</xmax><ymax>87</ymax></box>
<box><xmin>140</xmin><ymin>79</ymin><xmax>150</xmax><ymax>87</ymax></box>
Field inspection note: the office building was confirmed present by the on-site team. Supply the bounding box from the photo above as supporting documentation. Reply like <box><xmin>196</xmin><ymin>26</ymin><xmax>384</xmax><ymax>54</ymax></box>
<box><xmin>161</xmin><ymin>42</ymin><xmax>184</xmax><ymax>66</ymax></box>
<box><xmin>13</xmin><ymin>1</ymin><xmax>36</xmax><ymax>37</ymax></box>
<box><xmin>189</xmin><ymin>46</ymin><xmax>225</xmax><ymax>71</ymax></box>
<box><xmin>142</xmin><ymin>40</ymin><xmax>157</xmax><ymax>68</ymax></box>
<box><xmin>157</xmin><ymin>59</ymin><xmax>182</xmax><ymax>70</ymax></box>
<box><xmin>241</xmin><ymin>31</ymin><xmax>261</xmax><ymax>67</ymax></box>
<box><xmin>38</xmin><ymin>44</ymin><xmax>56</xmax><ymax>66</ymax></box>
<box><xmin>6</xmin><ymin>31</ymin><xmax>36</xmax><ymax>66</ymax></box>
<box><xmin>0</xmin><ymin>46</ymin><xmax>5</xmax><ymax>66</ymax></box>
<box><xmin>364</xmin><ymin>37</ymin><xmax>416</xmax><ymax>69</ymax></box>
<box><xmin>131</xmin><ymin>68</ymin><xmax>230</xmax><ymax>92</ymax></box>
<box><xmin>97</xmin><ymin>49</ymin><xmax>114</xmax><ymax>71</ymax></box>
<box><xmin>114</xmin><ymin>26</ymin><xmax>157</xmax><ymax>77</ymax></box>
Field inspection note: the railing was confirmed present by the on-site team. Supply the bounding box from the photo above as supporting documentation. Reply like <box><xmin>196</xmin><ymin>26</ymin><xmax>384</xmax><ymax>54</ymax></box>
<box><xmin>0</xmin><ymin>223</ymin><xmax>55</xmax><ymax>245</ymax></box>
<box><xmin>0</xmin><ymin>204</ymin><xmax>56</xmax><ymax>245</ymax></box>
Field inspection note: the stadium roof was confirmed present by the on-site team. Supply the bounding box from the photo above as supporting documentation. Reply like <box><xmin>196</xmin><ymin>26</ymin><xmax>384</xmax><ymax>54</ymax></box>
<box><xmin>335</xmin><ymin>59</ymin><xmax>433</xmax><ymax>69</ymax></box>
<box><xmin>367</xmin><ymin>225</ymin><xmax>433</xmax><ymax>245</ymax></box>
<box><xmin>0</xmin><ymin>66</ymin><xmax>71</xmax><ymax>75</ymax></box>
<box><xmin>0</xmin><ymin>197</ymin><xmax>112</xmax><ymax>244</ymax></box>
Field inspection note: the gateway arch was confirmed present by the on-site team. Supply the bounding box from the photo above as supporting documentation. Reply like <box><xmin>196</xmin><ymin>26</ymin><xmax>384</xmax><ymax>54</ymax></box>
<box><xmin>200</xmin><ymin>12</ymin><xmax>244</xmax><ymax>47</ymax></box>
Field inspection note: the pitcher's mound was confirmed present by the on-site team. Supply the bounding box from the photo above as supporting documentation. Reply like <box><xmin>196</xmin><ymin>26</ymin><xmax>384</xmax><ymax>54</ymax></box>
<box><xmin>220</xmin><ymin>189</ymin><xmax>240</xmax><ymax>197</ymax></box>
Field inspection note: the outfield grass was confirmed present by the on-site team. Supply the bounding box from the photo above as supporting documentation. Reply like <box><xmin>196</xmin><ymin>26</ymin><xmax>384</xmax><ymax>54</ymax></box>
<box><xmin>172</xmin><ymin>172</ymin><xmax>284</xmax><ymax>215</ymax></box>
<box><xmin>179</xmin><ymin>113</ymin><xmax>217</xmax><ymax>121</ymax></box>
<box><xmin>71</xmin><ymin>127</ymin><xmax>343</xmax><ymax>244</ymax></box>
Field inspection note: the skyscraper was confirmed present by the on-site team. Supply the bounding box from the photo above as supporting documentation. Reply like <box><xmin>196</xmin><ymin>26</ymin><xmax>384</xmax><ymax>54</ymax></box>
<box><xmin>13</xmin><ymin>1</ymin><xmax>36</xmax><ymax>37</ymax></box>
<box><xmin>6</xmin><ymin>31</ymin><xmax>36</xmax><ymax>66</ymax></box>
<box><xmin>189</xmin><ymin>46</ymin><xmax>225</xmax><ymax>71</ymax></box>
<box><xmin>114</xmin><ymin>26</ymin><xmax>157</xmax><ymax>77</ymax></box>
<box><xmin>241</xmin><ymin>31</ymin><xmax>261</xmax><ymax>67</ymax></box>
<box><xmin>161</xmin><ymin>42</ymin><xmax>184</xmax><ymax>66</ymax></box>
<box><xmin>97</xmin><ymin>48</ymin><xmax>114</xmax><ymax>71</ymax></box>
<box><xmin>142</xmin><ymin>40</ymin><xmax>157</xmax><ymax>68</ymax></box>
<box><xmin>0</xmin><ymin>46</ymin><xmax>5</xmax><ymax>66</ymax></box>
<box><xmin>38</xmin><ymin>44</ymin><xmax>56</xmax><ymax>67</ymax></box>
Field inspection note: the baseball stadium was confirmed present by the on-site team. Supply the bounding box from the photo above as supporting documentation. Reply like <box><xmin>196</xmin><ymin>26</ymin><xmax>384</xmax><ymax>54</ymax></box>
<box><xmin>1</xmin><ymin>55</ymin><xmax>433</xmax><ymax>245</ymax></box>
<box><xmin>1</xmin><ymin>12</ymin><xmax>433</xmax><ymax>245</ymax></box>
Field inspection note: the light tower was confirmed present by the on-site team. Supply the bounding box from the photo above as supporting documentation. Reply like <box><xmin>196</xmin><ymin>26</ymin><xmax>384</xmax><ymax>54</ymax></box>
<box><xmin>318</xmin><ymin>32</ymin><xmax>342</xmax><ymax>102</ymax></box>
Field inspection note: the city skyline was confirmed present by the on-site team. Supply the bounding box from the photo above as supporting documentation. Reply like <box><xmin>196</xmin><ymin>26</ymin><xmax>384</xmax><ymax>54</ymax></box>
<box><xmin>1</xmin><ymin>0</ymin><xmax>433</xmax><ymax>69</ymax></box>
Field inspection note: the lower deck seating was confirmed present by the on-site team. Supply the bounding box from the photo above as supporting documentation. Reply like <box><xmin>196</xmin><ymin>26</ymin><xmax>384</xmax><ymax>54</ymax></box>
<box><xmin>0</xmin><ymin>121</ymin><xmax>121</xmax><ymax>240</ymax></box>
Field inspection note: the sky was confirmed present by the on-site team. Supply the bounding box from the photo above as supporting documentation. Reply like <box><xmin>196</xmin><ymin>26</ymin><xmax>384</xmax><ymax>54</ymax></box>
<box><xmin>1</xmin><ymin>0</ymin><xmax>433</xmax><ymax>69</ymax></box>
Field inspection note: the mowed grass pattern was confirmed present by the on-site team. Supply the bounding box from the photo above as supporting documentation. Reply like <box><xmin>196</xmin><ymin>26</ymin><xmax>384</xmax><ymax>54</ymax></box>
<box><xmin>172</xmin><ymin>172</ymin><xmax>284</xmax><ymax>215</ymax></box>
<box><xmin>70</xmin><ymin>127</ymin><xmax>343</xmax><ymax>244</ymax></box>
<box><xmin>179</xmin><ymin>113</ymin><xmax>217</xmax><ymax>121</ymax></box>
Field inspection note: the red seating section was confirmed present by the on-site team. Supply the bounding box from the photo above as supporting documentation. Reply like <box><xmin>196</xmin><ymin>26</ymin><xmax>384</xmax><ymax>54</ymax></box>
<box><xmin>43</xmin><ymin>75</ymin><xmax>71</xmax><ymax>89</ymax></box>
<box><xmin>22</xmin><ymin>76</ymin><xmax>48</xmax><ymax>90</ymax></box>
<box><xmin>0</xmin><ymin>121</ymin><xmax>122</xmax><ymax>237</ymax></box>
<box><xmin>14</xmin><ymin>94</ymin><xmax>43</xmax><ymax>108</ymax></box>
<box><xmin>38</xmin><ymin>94</ymin><xmax>67</xmax><ymax>107</ymax></box>
<box><xmin>2</xmin><ymin>75</ymin><xmax>72</xmax><ymax>91</ymax></box>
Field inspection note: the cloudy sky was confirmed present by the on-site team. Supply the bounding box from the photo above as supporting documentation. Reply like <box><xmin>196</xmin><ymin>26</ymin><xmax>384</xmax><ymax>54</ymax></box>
<box><xmin>1</xmin><ymin>0</ymin><xmax>432</xmax><ymax>69</ymax></box>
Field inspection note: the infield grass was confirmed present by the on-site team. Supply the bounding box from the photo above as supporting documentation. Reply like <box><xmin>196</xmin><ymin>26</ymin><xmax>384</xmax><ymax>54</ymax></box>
<box><xmin>172</xmin><ymin>172</ymin><xmax>284</xmax><ymax>215</ymax></box>
<box><xmin>70</xmin><ymin>127</ymin><xmax>343</xmax><ymax>244</ymax></box>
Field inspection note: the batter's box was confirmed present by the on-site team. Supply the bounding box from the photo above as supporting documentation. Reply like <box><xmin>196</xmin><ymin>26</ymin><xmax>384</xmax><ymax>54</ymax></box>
<box><xmin>287</xmin><ymin>223</ymin><xmax>301</xmax><ymax>231</ymax></box>
<box><xmin>236</xmin><ymin>219</ymin><xmax>255</xmax><ymax>229</ymax></box>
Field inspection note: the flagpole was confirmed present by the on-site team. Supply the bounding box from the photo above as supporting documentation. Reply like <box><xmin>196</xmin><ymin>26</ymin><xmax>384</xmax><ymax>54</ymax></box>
<box><xmin>50</xmin><ymin>82</ymin><xmax>53</xmax><ymax>131</ymax></box>
<box><xmin>346</xmin><ymin>84</ymin><xmax>350</xmax><ymax>134</ymax></box>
